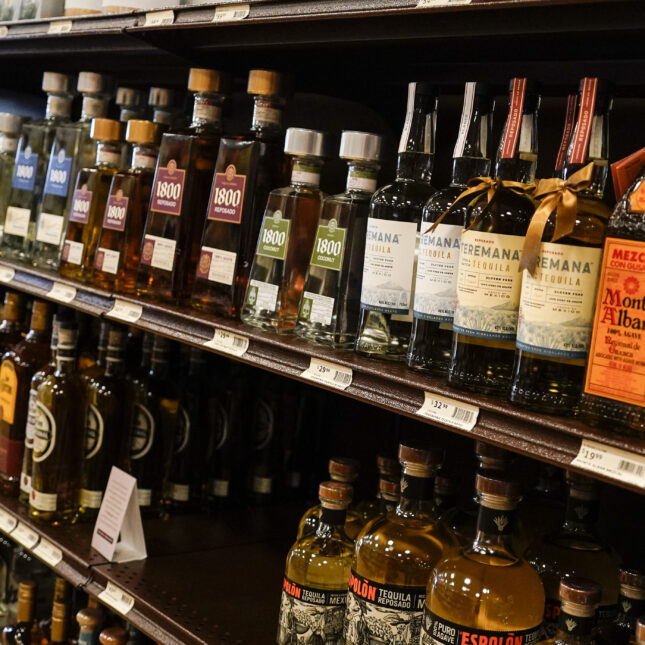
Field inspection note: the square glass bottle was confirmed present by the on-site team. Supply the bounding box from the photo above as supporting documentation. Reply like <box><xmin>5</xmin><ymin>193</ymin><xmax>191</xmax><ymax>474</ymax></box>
<box><xmin>0</xmin><ymin>113</ymin><xmax>24</xmax><ymax>247</ymax></box>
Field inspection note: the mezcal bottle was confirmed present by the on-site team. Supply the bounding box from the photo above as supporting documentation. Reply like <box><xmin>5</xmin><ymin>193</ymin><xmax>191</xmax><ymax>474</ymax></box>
<box><xmin>32</xmin><ymin>71</ymin><xmax>109</xmax><ymax>270</ymax></box>
<box><xmin>241</xmin><ymin>127</ymin><xmax>325</xmax><ymax>332</ymax></box>
<box><xmin>59</xmin><ymin>118</ymin><xmax>125</xmax><ymax>282</ymax></box>
<box><xmin>550</xmin><ymin>578</ymin><xmax>600</xmax><ymax>645</ymax></box>
<box><xmin>355</xmin><ymin>82</ymin><xmax>437</xmax><ymax>360</ymax></box>
<box><xmin>407</xmin><ymin>82</ymin><xmax>494</xmax><ymax>373</ymax></box>
<box><xmin>296</xmin><ymin>130</ymin><xmax>382</xmax><ymax>348</ymax></box>
<box><xmin>191</xmin><ymin>69</ymin><xmax>288</xmax><ymax>318</ymax></box>
<box><xmin>93</xmin><ymin>120</ymin><xmax>159</xmax><ymax>293</ymax></box>
<box><xmin>511</xmin><ymin>78</ymin><xmax>612</xmax><ymax>414</ymax></box>
<box><xmin>2</xmin><ymin>72</ymin><xmax>72</xmax><ymax>262</ymax></box>
<box><xmin>0</xmin><ymin>113</ymin><xmax>23</xmax><ymax>246</ymax></box>
<box><xmin>449</xmin><ymin>78</ymin><xmax>540</xmax><ymax>393</ymax></box>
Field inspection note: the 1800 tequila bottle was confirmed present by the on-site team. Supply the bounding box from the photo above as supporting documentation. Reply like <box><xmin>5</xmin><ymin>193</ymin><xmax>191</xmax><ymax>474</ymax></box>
<box><xmin>0</xmin><ymin>113</ymin><xmax>23</xmax><ymax>246</ymax></box>
<box><xmin>355</xmin><ymin>82</ymin><xmax>437</xmax><ymax>360</ymax></box>
<box><xmin>296</xmin><ymin>130</ymin><xmax>382</xmax><ymax>348</ymax></box>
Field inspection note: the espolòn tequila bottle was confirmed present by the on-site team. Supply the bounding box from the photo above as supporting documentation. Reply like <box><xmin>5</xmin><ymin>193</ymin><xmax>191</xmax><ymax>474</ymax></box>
<box><xmin>355</xmin><ymin>82</ymin><xmax>437</xmax><ymax>360</ymax></box>
<box><xmin>296</xmin><ymin>130</ymin><xmax>382</xmax><ymax>348</ymax></box>
<box><xmin>549</xmin><ymin>578</ymin><xmax>601</xmax><ymax>645</ymax></box>
<box><xmin>0</xmin><ymin>113</ymin><xmax>23</xmax><ymax>246</ymax></box>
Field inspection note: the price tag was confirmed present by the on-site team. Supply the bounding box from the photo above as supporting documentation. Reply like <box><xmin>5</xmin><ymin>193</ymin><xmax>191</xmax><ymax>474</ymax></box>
<box><xmin>47</xmin><ymin>281</ymin><xmax>77</xmax><ymax>303</ymax></box>
<box><xmin>416</xmin><ymin>392</ymin><xmax>479</xmax><ymax>431</ymax></box>
<box><xmin>213</xmin><ymin>2</ymin><xmax>250</xmax><ymax>22</ymax></box>
<box><xmin>98</xmin><ymin>582</ymin><xmax>135</xmax><ymax>615</ymax></box>
<box><xmin>203</xmin><ymin>328</ymin><xmax>249</xmax><ymax>357</ymax></box>
<box><xmin>0</xmin><ymin>26</ymin><xmax>9</xmax><ymax>37</ymax></box>
<box><xmin>12</xmin><ymin>522</ymin><xmax>39</xmax><ymax>549</ymax></box>
<box><xmin>47</xmin><ymin>20</ymin><xmax>72</xmax><ymax>33</ymax></box>
<box><xmin>0</xmin><ymin>509</ymin><xmax>17</xmax><ymax>534</ymax></box>
<box><xmin>33</xmin><ymin>538</ymin><xmax>63</xmax><ymax>568</ymax></box>
<box><xmin>301</xmin><ymin>358</ymin><xmax>353</xmax><ymax>391</ymax></box>
<box><xmin>0</xmin><ymin>267</ymin><xmax>15</xmax><ymax>283</ymax></box>
<box><xmin>107</xmin><ymin>299</ymin><xmax>143</xmax><ymax>323</ymax></box>
<box><xmin>417</xmin><ymin>0</ymin><xmax>471</xmax><ymax>6</ymax></box>
<box><xmin>144</xmin><ymin>9</ymin><xmax>174</xmax><ymax>26</ymax></box>
<box><xmin>571</xmin><ymin>439</ymin><xmax>645</xmax><ymax>489</ymax></box>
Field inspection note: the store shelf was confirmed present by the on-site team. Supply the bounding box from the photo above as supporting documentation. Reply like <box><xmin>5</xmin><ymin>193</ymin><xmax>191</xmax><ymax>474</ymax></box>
<box><xmin>1</xmin><ymin>257</ymin><xmax>644</xmax><ymax>495</ymax></box>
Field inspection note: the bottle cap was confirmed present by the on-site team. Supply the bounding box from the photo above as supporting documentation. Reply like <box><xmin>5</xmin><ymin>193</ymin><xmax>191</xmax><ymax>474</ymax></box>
<box><xmin>90</xmin><ymin>118</ymin><xmax>122</xmax><ymax>142</ymax></box>
<box><xmin>319</xmin><ymin>481</ymin><xmax>352</xmax><ymax>508</ymax></box>
<box><xmin>379</xmin><ymin>476</ymin><xmax>400</xmax><ymax>501</ymax></box>
<box><xmin>76</xmin><ymin>606</ymin><xmax>104</xmax><ymax>629</ymax></box>
<box><xmin>284</xmin><ymin>128</ymin><xmax>325</xmax><ymax>157</ymax></box>
<box><xmin>399</xmin><ymin>441</ymin><xmax>442</xmax><ymax>477</ymax></box>
<box><xmin>126</xmin><ymin>119</ymin><xmax>158</xmax><ymax>145</ymax></box>
<box><xmin>148</xmin><ymin>86</ymin><xmax>174</xmax><ymax>107</ymax></box>
<box><xmin>475</xmin><ymin>472</ymin><xmax>521</xmax><ymax>499</ymax></box>
<box><xmin>77</xmin><ymin>71</ymin><xmax>107</xmax><ymax>94</ymax></box>
<box><xmin>620</xmin><ymin>568</ymin><xmax>645</xmax><ymax>593</ymax></box>
<box><xmin>578</xmin><ymin>77</ymin><xmax>614</xmax><ymax>113</ymax></box>
<box><xmin>99</xmin><ymin>627</ymin><xmax>128</xmax><ymax>645</ymax></box>
<box><xmin>247</xmin><ymin>69</ymin><xmax>285</xmax><ymax>97</ymax></box>
<box><xmin>115</xmin><ymin>87</ymin><xmax>144</xmax><ymax>108</ymax></box>
<box><xmin>30</xmin><ymin>300</ymin><xmax>52</xmax><ymax>332</ymax></box>
<box><xmin>18</xmin><ymin>580</ymin><xmax>36</xmax><ymax>598</ymax></box>
<box><xmin>188</xmin><ymin>68</ymin><xmax>227</xmax><ymax>93</ymax></box>
<box><xmin>3</xmin><ymin>291</ymin><xmax>22</xmax><ymax>321</ymax></box>
<box><xmin>377</xmin><ymin>454</ymin><xmax>399</xmax><ymax>477</ymax></box>
<box><xmin>410</xmin><ymin>81</ymin><xmax>437</xmax><ymax>98</ymax></box>
<box><xmin>507</xmin><ymin>78</ymin><xmax>541</xmax><ymax>112</ymax></box>
<box><xmin>107</xmin><ymin>327</ymin><xmax>127</xmax><ymax>351</ymax></box>
<box><xmin>475</xmin><ymin>441</ymin><xmax>509</xmax><ymax>470</ymax></box>
<box><xmin>637</xmin><ymin>617</ymin><xmax>645</xmax><ymax>643</ymax></box>
<box><xmin>329</xmin><ymin>457</ymin><xmax>359</xmax><ymax>482</ymax></box>
<box><xmin>0</xmin><ymin>112</ymin><xmax>22</xmax><ymax>136</ymax></box>
<box><xmin>470</xmin><ymin>82</ymin><xmax>495</xmax><ymax>113</ymax></box>
<box><xmin>566</xmin><ymin>471</ymin><xmax>599</xmax><ymax>499</ymax></box>
<box><xmin>559</xmin><ymin>577</ymin><xmax>602</xmax><ymax>606</ymax></box>
<box><xmin>339</xmin><ymin>131</ymin><xmax>382</xmax><ymax>162</ymax></box>
<box><xmin>42</xmin><ymin>72</ymin><xmax>71</xmax><ymax>93</ymax></box>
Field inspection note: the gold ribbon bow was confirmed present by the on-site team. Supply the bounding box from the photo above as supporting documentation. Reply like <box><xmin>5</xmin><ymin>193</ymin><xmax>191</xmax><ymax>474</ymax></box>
<box><xmin>519</xmin><ymin>162</ymin><xmax>608</xmax><ymax>275</ymax></box>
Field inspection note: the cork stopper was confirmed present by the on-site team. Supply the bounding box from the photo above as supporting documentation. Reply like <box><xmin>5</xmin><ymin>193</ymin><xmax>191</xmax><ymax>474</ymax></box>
<box><xmin>99</xmin><ymin>627</ymin><xmax>128</xmax><ymax>645</ymax></box>
<box><xmin>76</xmin><ymin>606</ymin><xmax>104</xmax><ymax>631</ymax></box>
<box><xmin>399</xmin><ymin>441</ymin><xmax>442</xmax><ymax>477</ymax></box>
<box><xmin>3</xmin><ymin>291</ymin><xmax>21</xmax><ymax>322</ymax></box>
<box><xmin>247</xmin><ymin>69</ymin><xmax>285</xmax><ymax>97</ymax></box>
<box><xmin>620</xmin><ymin>568</ymin><xmax>645</xmax><ymax>595</ymax></box>
<box><xmin>379</xmin><ymin>476</ymin><xmax>400</xmax><ymax>501</ymax></box>
<box><xmin>636</xmin><ymin>617</ymin><xmax>645</xmax><ymax>643</ymax></box>
<box><xmin>16</xmin><ymin>580</ymin><xmax>36</xmax><ymax>622</ymax></box>
<box><xmin>188</xmin><ymin>68</ymin><xmax>227</xmax><ymax>93</ymax></box>
<box><xmin>77</xmin><ymin>72</ymin><xmax>107</xmax><ymax>94</ymax></box>
<box><xmin>475</xmin><ymin>473</ymin><xmax>521</xmax><ymax>509</ymax></box>
<box><xmin>90</xmin><ymin>118</ymin><xmax>122</xmax><ymax>142</ymax></box>
<box><xmin>329</xmin><ymin>457</ymin><xmax>359</xmax><ymax>482</ymax></box>
<box><xmin>42</xmin><ymin>71</ymin><xmax>71</xmax><ymax>93</ymax></box>
<box><xmin>0</xmin><ymin>112</ymin><xmax>23</xmax><ymax>136</ymax></box>
<box><xmin>559</xmin><ymin>577</ymin><xmax>602</xmax><ymax>606</ymax></box>
<box><xmin>475</xmin><ymin>441</ymin><xmax>509</xmax><ymax>470</ymax></box>
<box><xmin>319</xmin><ymin>481</ymin><xmax>352</xmax><ymax>509</ymax></box>
<box><xmin>377</xmin><ymin>455</ymin><xmax>399</xmax><ymax>477</ymax></box>
<box><xmin>126</xmin><ymin>119</ymin><xmax>158</xmax><ymax>145</ymax></box>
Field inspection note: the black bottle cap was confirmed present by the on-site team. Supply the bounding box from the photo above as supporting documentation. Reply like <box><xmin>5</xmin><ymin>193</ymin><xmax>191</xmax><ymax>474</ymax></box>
<box><xmin>471</xmin><ymin>82</ymin><xmax>495</xmax><ymax>113</ymax></box>
<box><xmin>559</xmin><ymin>577</ymin><xmax>602</xmax><ymax>606</ymax></box>
<box><xmin>412</xmin><ymin>81</ymin><xmax>438</xmax><ymax>98</ymax></box>
<box><xmin>577</xmin><ymin>78</ymin><xmax>614</xmax><ymax>113</ymax></box>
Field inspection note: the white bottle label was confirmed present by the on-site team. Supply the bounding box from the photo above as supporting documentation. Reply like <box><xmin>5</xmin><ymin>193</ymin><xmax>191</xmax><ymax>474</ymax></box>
<box><xmin>36</xmin><ymin>212</ymin><xmax>64</xmax><ymax>245</ymax></box>
<box><xmin>170</xmin><ymin>483</ymin><xmax>189</xmax><ymax>502</ymax></box>
<box><xmin>246</xmin><ymin>279</ymin><xmax>279</xmax><ymax>314</ymax></box>
<box><xmin>4</xmin><ymin>206</ymin><xmax>31</xmax><ymax>238</ymax></box>
<box><xmin>31</xmin><ymin>489</ymin><xmax>57</xmax><ymax>511</ymax></box>
<box><xmin>80</xmin><ymin>489</ymin><xmax>103</xmax><ymax>509</ymax></box>
<box><xmin>97</xmin><ymin>148</ymin><xmax>122</xmax><ymax>167</ymax></box>
<box><xmin>516</xmin><ymin>243</ymin><xmax>603</xmax><ymax>359</ymax></box>
<box><xmin>141</xmin><ymin>234</ymin><xmax>176</xmax><ymax>272</ymax></box>
<box><xmin>62</xmin><ymin>240</ymin><xmax>84</xmax><ymax>266</ymax></box>
<box><xmin>95</xmin><ymin>248</ymin><xmax>120</xmax><ymax>275</ymax></box>
<box><xmin>300</xmin><ymin>291</ymin><xmax>335</xmax><ymax>326</ymax></box>
<box><xmin>33</xmin><ymin>401</ymin><xmax>56</xmax><ymax>463</ymax></box>
<box><xmin>413</xmin><ymin>223</ymin><xmax>462</xmax><ymax>322</ymax></box>
<box><xmin>137</xmin><ymin>489</ymin><xmax>152</xmax><ymax>507</ymax></box>
<box><xmin>197</xmin><ymin>246</ymin><xmax>237</xmax><ymax>286</ymax></box>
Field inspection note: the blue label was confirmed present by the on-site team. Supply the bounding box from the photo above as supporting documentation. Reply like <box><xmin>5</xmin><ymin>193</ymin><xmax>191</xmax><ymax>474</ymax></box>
<box><xmin>11</xmin><ymin>146</ymin><xmax>38</xmax><ymax>192</ymax></box>
<box><xmin>43</xmin><ymin>150</ymin><xmax>72</xmax><ymax>197</ymax></box>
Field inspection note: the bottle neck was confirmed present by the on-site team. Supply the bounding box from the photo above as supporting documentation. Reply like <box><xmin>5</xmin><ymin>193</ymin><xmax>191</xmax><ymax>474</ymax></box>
<box><xmin>190</xmin><ymin>92</ymin><xmax>223</xmax><ymax>132</ymax></box>
<box><xmin>119</xmin><ymin>108</ymin><xmax>143</xmax><ymax>122</ymax></box>
<box><xmin>55</xmin><ymin>348</ymin><xmax>77</xmax><ymax>374</ymax></box>
<box><xmin>80</xmin><ymin>95</ymin><xmax>108</xmax><ymax>122</ymax></box>
<box><xmin>618</xmin><ymin>586</ymin><xmax>645</xmax><ymax>627</ymax></box>
<box><xmin>290</xmin><ymin>157</ymin><xmax>323</xmax><ymax>188</ymax></box>
<box><xmin>495</xmin><ymin>106</ymin><xmax>538</xmax><ymax>182</ymax></box>
<box><xmin>150</xmin><ymin>353</ymin><xmax>169</xmax><ymax>378</ymax></box>
<box><xmin>45</xmin><ymin>94</ymin><xmax>72</xmax><ymax>120</ymax></box>
<box><xmin>473</xmin><ymin>499</ymin><xmax>516</xmax><ymax>552</ymax></box>
<box><xmin>345</xmin><ymin>160</ymin><xmax>379</xmax><ymax>194</ymax></box>
<box><xmin>562</xmin><ymin>490</ymin><xmax>599</xmax><ymax>533</ymax></box>
<box><xmin>396</xmin><ymin>469</ymin><xmax>434</xmax><ymax>516</ymax></box>
<box><xmin>16</xmin><ymin>595</ymin><xmax>34</xmax><ymax>623</ymax></box>
<box><xmin>396</xmin><ymin>88</ymin><xmax>436</xmax><ymax>183</ymax></box>
<box><xmin>94</xmin><ymin>141</ymin><xmax>122</xmax><ymax>169</ymax></box>
<box><xmin>130</xmin><ymin>143</ymin><xmax>158</xmax><ymax>171</ymax></box>
<box><xmin>251</xmin><ymin>95</ymin><xmax>284</xmax><ymax>136</ymax></box>
<box><xmin>556</xmin><ymin>601</ymin><xmax>596</xmax><ymax>642</ymax></box>
<box><xmin>0</xmin><ymin>133</ymin><xmax>17</xmax><ymax>155</ymax></box>
<box><xmin>105</xmin><ymin>354</ymin><xmax>125</xmax><ymax>377</ymax></box>
<box><xmin>316</xmin><ymin>505</ymin><xmax>348</xmax><ymax>537</ymax></box>
<box><xmin>451</xmin><ymin>108</ymin><xmax>493</xmax><ymax>187</ymax></box>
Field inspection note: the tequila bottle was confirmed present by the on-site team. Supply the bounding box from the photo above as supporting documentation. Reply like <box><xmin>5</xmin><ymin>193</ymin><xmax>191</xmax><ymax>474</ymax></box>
<box><xmin>148</xmin><ymin>87</ymin><xmax>176</xmax><ymax>132</ymax></box>
<box><xmin>637</xmin><ymin>617</ymin><xmax>645</xmax><ymax>645</ymax></box>
<box><xmin>421</xmin><ymin>474</ymin><xmax>544</xmax><ymax>645</ymax></box>
<box><xmin>80</xmin><ymin>319</ymin><xmax>108</xmax><ymax>383</ymax></box>
<box><xmin>553</xmin><ymin>94</ymin><xmax>579</xmax><ymax>180</ymax></box>
<box><xmin>2</xmin><ymin>580</ymin><xmax>42</xmax><ymax>645</ymax></box>
<box><xmin>407</xmin><ymin>82</ymin><xmax>494</xmax><ymax>373</ymax></box>
<box><xmin>449</xmin><ymin>78</ymin><xmax>540</xmax><ymax>393</ymax></box>
<box><xmin>2</xmin><ymin>72</ymin><xmax>72</xmax><ymax>262</ymax></box>
<box><xmin>116</xmin><ymin>87</ymin><xmax>145</xmax><ymax>123</ymax></box>
<box><xmin>191</xmin><ymin>69</ymin><xmax>288</xmax><ymax>318</ymax></box>
<box><xmin>277</xmin><ymin>481</ymin><xmax>354</xmax><ymax>645</ymax></box>
<box><xmin>296</xmin><ymin>130</ymin><xmax>382</xmax><ymax>347</ymax></box>
<box><xmin>511</xmin><ymin>78</ymin><xmax>612</xmax><ymax>414</ymax></box>
<box><xmin>433</xmin><ymin>472</ymin><xmax>458</xmax><ymax>516</ymax></box>
<box><xmin>354</xmin><ymin>453</ymin><xmax>399</xmax><ymax>523</ymax></box>
<box><xmin>519</xmin><ymin>463</ymin><xmax>565</xmax><ymax>541</ymax></box>
<box><xmin>30</xmin><ymin>322</ymin><xmax>87</xmax><ymax>524</ymax></box>
<box><xmin>32</xmin><ymin>71</ymin><xmax>110</xmax><ymax>270</ymax></box>
<box><xmin>76</xmin><ymin>602</ymin><xmax>104</xmax><ymax>645</ymax></box>
<box><xmin>136</xmin><ymin>68</ymin><xmax>228</xmax><ymax>305</ymax></box>
<box><xmin>0</xmin><ymin>291</ymin><xmax>26</xmax><ymax>352</ymax></box>
<box><xmin>59</xmin><ymin>118</ymin><xmax>125</xmax><ymax>282</ymax></box>
<box><xmin>0</xmin><ymin>113</ymin><xmax>23</xmax><ymax>246</ymax></box>
<box><xmin>241</xmin><ymin>127</ymin><xmax>325</xmax><ymax>332</ymax></box>
<box><xmin>344</xmin><ymin>442</ymin><xmax>457</xmax><ymax>645</ymax></box>
<box><xmin>99</xmin><ymin>627</ymin><xmax>128</xmax><ymax>645</ymax></box>
<box><xmin>549</xmin><ymin>578</ymin><xmax>600</xmax><ymax>645</ymax></box>
<box><xmin>93</xmin><ymin>120</ymin><xmax>159</xmax><ymax>293</ymax></box>
<box><xmin>355</xmin><ymin>82</ymin><xmax>437</xmax><ymax>360</ymax></box>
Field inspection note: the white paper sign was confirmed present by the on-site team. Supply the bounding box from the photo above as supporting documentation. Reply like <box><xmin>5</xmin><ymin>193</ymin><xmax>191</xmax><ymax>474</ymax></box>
<box><xmin>91</xmin><ymin>467</ymin><xmax>146</xmax><ymax>563</ymax></box>
<box><xmin>13</xmin><ymin>522</ymin><xmax>39</xmax><ymax>549</ymax></box>
<box><xmin>301</xmin><ymin>358</ymin><xmax>353</xmax><ymax>391</ymax></box>
<box><xmin>47</xmin><ymin>281</ymin><xmax>77</xmax><ymax>303</ymax></box>
<box><xmin>33</xmin><ymin>538</ymin><xmax>63</xmax><ymax>568</ymax></box>
<box><xmin>144</xmin><ymin>9</ymin><xmax>174</xmax><ymax>26</ymax></box>
<box><xmin>107</xmin><ymin>299</ymin><xmax>143</xmax><ymax>323</ymax></box>
<box><xmin>416</xmin><ymin>392</ymin><xmax>479</xmax><ymax>431</ymax></box>
<box><xmin>213</xmin><ymin>2</ymin><xmax>250</xmax><ymax>22</ymax></box>
<box><xmin>0</xmin><ymin>509</ymin><xmax>17</xmax><ymax>534</ymax></box>
<box><xmin>203</xmin><ymin>328</ymin><xmax>249</xmax><ymax>357</ymax></box>
<box><xmin>47</xmin><ymin>19</ymin><xmax>72</xmax><ymax>33</ymax></box>
<box><xmin>98</xmin><ymin>582</ymin><xmax>135</xmax><ymax>616</ymax></box>
<box><xmin>571</xmin><ymin>439</ymin><xmax>645</xmax><ymax>489</ymax></box>
<box><xmin>0</xmin><ymin>267</ymin><xmax>15</xmax><ymax>283</ymax></box>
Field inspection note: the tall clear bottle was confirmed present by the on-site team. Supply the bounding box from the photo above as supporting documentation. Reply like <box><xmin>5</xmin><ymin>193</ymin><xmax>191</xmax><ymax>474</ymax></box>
<box><xmin>148</xmin><ymin>87</ymin><xmax>176</xmax><ymax>132</ymax></box>
<box><xmin>511</xmin><ymin>78</ymin><xmax>612</xmax><ymax>414</ymax></box>
<box><xmin>448</xmin><ymin>78</ymin><xmax>540</xmax><ymax>393</ymax></box>
<box><xmin>32</xmin><ymin>71</ymin><xmax>110</xmax><ymax>270</ymax></box>
<box><xmin>355</xmin><ymin>82</ymin><xmax>437</xmax><ymax>360</ymax></box>
<box><xmin>407</xmin><ymin>82</ymin><xmax>494</xmax><ymax>373</ymax></box>
<box><xmin>2</xmin><ymin>72</ymin><xmax>72</xmax><ymax>262</ymax></box>
<box><xmin>296</xmin><ymin>130</ymin><xmax>382</xmax><ymax>348</ymax></box>
<box><xmin>0</xmin><ymin>113</ymin><xmax>24</xmax><ymax>247</ymax></box>
<box><xmin>241</xmin><ymin>128</ymin><xmax>325</xmax><ymax>333</ymax></box>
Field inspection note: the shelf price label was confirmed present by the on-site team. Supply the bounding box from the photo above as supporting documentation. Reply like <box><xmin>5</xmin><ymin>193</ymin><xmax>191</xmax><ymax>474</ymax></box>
<box><xmin>33</xmin><ymin>538</ymin><xmax>63</xmax><ymax>568</ymax></box>
<box><xmin>47</xmin><ymin>281</ymin><xmax>77</xmax><ymax>303</ymax></box>
<box><xmin>0</xmin><ymin>267</ymin><xmax>15</xmax><ymax>283</ymax></box>
<box><xmin>0</xmin><ymin>509</ymin><xmax>17</xmax><ymax>534</ymax></box>
<box><xmin>0</xmin><ymin>26</ymin><xmax>9</xmax><ymax>38</ymax></box>
<box><xmin>47</xmin><ymin>19</ymin><xmax>72</xmax><ymax>33</ymax></box>
<box><xmin>416</xmin><ymin>392</ymin><xmax>479</xmax><ymax>431</ymax></box>
<box><xmin>301</xmin><ymin>358</ymin><xmax>353</xmax><ymax>391</ymax></box>
<box><xmin>203</xmin><ymin>328</ymin><xmax>249</xmax><ymax>357</ymax></box>
<box><xmin>212</xmin><ymin>2</ymin><xmax>250</xmax><ymax>22</ymax></box>
<box><xmin>98</xmin><ymin>582</ymin><xmax>135</xmax><ymax>616</ymax></box>
<box><xmin>417</xmin><ymin>0</ymin><xmax>471</xmax><ymax>7</ymax></box>
<box><xmin>572</xmin><ymin>439</ymin><xmax>645</xmax><ymax>489</ymax></box>
<box><xmin>144</xmin><ymin>9</ymin><xmax>174</xmax><ymax>26</ymax></box>
<box><xmin>12</xmin><ymin>522</ymin><xmax>39</xmax><ymax>549</ymax></box>
<box><xmin>107</xmin><ymin>299</ymin><xmax>143</xmax><ymax>323</ymax></box>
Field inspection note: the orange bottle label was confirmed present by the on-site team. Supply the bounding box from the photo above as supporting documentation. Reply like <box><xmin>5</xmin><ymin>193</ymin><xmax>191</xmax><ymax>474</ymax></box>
<box><xmin>629</xmin><ymin>180</ymin><xmax>645</xmax><ymax>213</ymax></box>
<box><xmin>0</xmin><ymin>360</ymin><xmax>18</xmax><ymax>425</ymax></box>
<box><xmin>584</xmin><ymin>237</ymin><xmax>645</xmax><ymax>406</ymax></box>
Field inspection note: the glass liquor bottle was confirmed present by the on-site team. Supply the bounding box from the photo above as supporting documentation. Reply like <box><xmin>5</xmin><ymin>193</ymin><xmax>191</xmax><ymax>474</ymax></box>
<box><xmin>449</xmin><ymin>78</ymin><xmax>540</xmax><ymax>393</ymax></box>
<box><xmin>355</xmin><ymin>82</ymin><xmax>437</xmax><ymax>360</ymax></box>
<box><xmin>594</xmin><ymin>569</ymin><xmax>645</xmax><ymax>645</ymax></box>
<box><xmin>99</xmin><ymin>627</ymin><xmax>128</xmax><ymax>645</ymax></box>
<box><xmin>553</xmin><ymin>94</ymin><xmax>579</xmax><ymax>180</ymax></box>
<box><xmin>421</xmin><ymin>474</ymin><xmax>544</xmax><ymax>645</ymax></box>
<box><xmin>241</xmin><ymin>127</ymin><xmax>325</xmax><ymax>332</ymax></box>
<box><xmin>47</xmin><ymin>578</ymin><xmax>70</xmax><ymax>645</ymax></box>
<box><xmin>296</xmin><ymin>130</ymin><xmax>382</xmax><ymax>347</ymax></box>
<box><xmin>80</xmin><ymin>320</ymin><xmax>108</xmax><ymax>384</ymax></box>
<box><xmin>525</xmin><ymin>471</ymin><xmax>620</xmax><ymax>638</ymax></box>
<box><xmin>116</xmin><ymin>87</ymin><xmax>145</xmax><ymax>123</ymax></box>
<box><xmin>2</xmin><ymin>580</ymin><xmax>42</xmax><ymax>645</ymax></box>
<box><xmin>136</xmin><ymin>68</ymin><xmax>228</xmax><ymax>305</ymax></box>
<box><xmin>407</xmin><ymin>82</ymin><xmax>494</xmax><ymax>373</ymax></box>
<box><xmin>59</xmin><ymin>118</ymin><xmax>125</xmax><ymax>282</ymax></box>
<box><xmin>637</xmin><ymin>618</ymin><xmax>645</xmax><ymax>645</ymax></box>
<box><xmin>354</xmin><ymin>454</ymin><xmax>399</xmax><ymax>523</ymax></box>
<box><xmin>148</xmin><ymin>87</ymin><xmax>176</xmax><ymax>132</ymax></box>
<box><xmin>519</xmin><ymin>463</ymin><xmax>565</xmax><ymax>541</ymax></box>
<box><xmin>0</xmin><ymin>300</ymin><xmax>52</xmax><ymax>496</ymax></box>
<box><xmin>511</xmin><ymin>78</ymin><xmax>612</xmax><ymax>414</ymax></box>
<box><xmin>30</xmin><ymin>321</ymin><xmax>87</xmax><ymax>525</ymax></box>
<box><xmin>277</xmin><ymin>481</ymin><xmax>354</xmax><ymax>645</ymax></box>
<box><xmin>76</xmin><ymin>602</ymin><xmax>104</xmax><ymax>645</ymax></box>
<box><xmin>0</xmin><ymin>292</ymin><xmax>26</xmax><ymax>353</ymax></box>
<box><xmin>93</xmin><ymin>120</ymin><xmax>159</xmax><ymax>293</ymax></box>
<box><xmin>344</xmin><ymin>442</ymin><xmax>457</xmax><ymax>645</ymax></box>
<box><xmin>433</xmin><ymin>472</ymin><xmax>458</xmax><ymax>516</ymax></box>
<box><xmin>32</xmin><ymin>71</ymin><xmax>110</xmax><ymax>270</ymax></box>
<box><xmin>79</xmin><ymin>326</ymin><xmax>134</xmax><ymax>518</ymax></box>
<box><xmin>1</xmin><ymin>72</ymin><xmax>72</xmax><ymax>262</ymax></box>
<box><xmin>0</xmin><ymin>113</ymin><xmax>24</xmax><ymax>246</ymax></box>
<box><xmin>192</xmin><ymin>68</ymin><xmax>288</xmax><ymax>318</ymax></box>
<box><xmin>549</xmin><ymin>578</ymin><xmax>600</xmax><ymax>645</ymax></box>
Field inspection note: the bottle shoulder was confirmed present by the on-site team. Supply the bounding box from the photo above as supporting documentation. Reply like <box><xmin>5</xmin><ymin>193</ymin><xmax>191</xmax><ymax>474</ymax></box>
<box><xmin>422</xmin><ymin>185</ymin><xmax>468</xmax><ymax>225</ymax></box>
<box><xmin>371</xmin><ymin>178</ymin><xmax>436</xmax><ymax>210</ymax></box>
